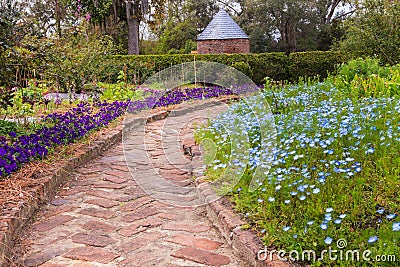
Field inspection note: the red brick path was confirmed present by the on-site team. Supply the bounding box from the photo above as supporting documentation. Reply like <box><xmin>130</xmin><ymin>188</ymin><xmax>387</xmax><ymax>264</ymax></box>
<box><xmin>19</xmin><ymin>104</ymin><xmax>244</xmax><ymax>266</ymax></box>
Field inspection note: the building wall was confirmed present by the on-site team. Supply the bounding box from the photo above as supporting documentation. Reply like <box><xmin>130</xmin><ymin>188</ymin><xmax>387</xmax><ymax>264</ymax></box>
<box><xmin>197</xmin><ymin>39</ymin><xmax>250</xmax><ymax>54</ymax></box>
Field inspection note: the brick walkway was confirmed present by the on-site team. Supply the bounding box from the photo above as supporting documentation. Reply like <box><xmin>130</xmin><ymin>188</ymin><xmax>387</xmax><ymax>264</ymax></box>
<box><xmin>19</xmin><ymin>103</ymin><xmax>245</xmax><ymax>266</ymax></box>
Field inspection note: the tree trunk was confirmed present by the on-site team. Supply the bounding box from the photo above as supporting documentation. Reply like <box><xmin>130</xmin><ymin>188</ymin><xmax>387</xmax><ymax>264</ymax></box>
<box><xmin>113</xmin><ymin>0</ymin><xmax>118</xmax><ymax>24</ymax></box>
<box><xmin>126</xmin><ymin>2</ymin><xmax>140</xmax><ymax>55</ymax></box>
<box><xmin>55</xmin><ymin>0</ymin><xmax>62</xmax><ymax>38</ymax></box>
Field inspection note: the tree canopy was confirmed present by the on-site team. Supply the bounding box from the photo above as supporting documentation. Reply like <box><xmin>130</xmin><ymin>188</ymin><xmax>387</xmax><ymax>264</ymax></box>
<box><xmin>0</xmin><ymin>0</ymin><xmax>399</xmax><ymax>59</ymax></box>
<box><xmin>336</xmin><ymin>0</ymin><xmax>400</xmax><ymax>65</ymax></box>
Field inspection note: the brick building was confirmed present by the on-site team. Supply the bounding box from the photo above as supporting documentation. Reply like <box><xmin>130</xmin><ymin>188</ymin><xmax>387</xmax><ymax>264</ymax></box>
<box><xmin>197</xmin><ymin>10</ymin><xmax>250</xmax><ymax>54</ymax></box>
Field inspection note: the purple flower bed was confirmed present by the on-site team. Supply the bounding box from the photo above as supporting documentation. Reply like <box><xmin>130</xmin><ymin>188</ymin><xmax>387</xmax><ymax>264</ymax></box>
<box><xmin>0</xmin><ymin>101</ymin><xmax>128</xmax><ymax>176</ymax></box>
<box><xmin>0</xmin><ymin>86</ymin><xmax>252</xmax><ymax>177</ymax></box>
<box><xmin>128</xmin><ymin>86</ymin><xmax>253</xmax><ymax>112</ymax></box>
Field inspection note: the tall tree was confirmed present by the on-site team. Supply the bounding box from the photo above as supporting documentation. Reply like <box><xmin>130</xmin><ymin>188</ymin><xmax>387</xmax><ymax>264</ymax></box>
<box><xmin>237</xmin><ymin>0</ymin><xmax>354</xmax><ymax>53</ymax></box>
<box><xmin>20</xmin><ymin>0</ymin><xmax>75</xmax><ymax>39</ymax></box>
<box><xmin>124</xmin><ymin>0</ymin><xmax>148</xmax><ymax>54</ymax></box>
<box><xmin>79</xmin><ymin>0</ymin><xmax>150</xmax><ymax>54</ymax></box>
<box><xmin>79</xmin><ymin>0</ymin><xmax>114</xmax><ymax>33</ymax></box>
<box><xmin>0</xmin><ymin>0</ymin><xmax>23</xmax><ymax>48</ymax></box>
<box><xmin>0</xmin><ymin>0</ymin><xmax>22</xmax><ymax>86</ymax></box>
<box><xmin>337</xmin><ymin>0</ymin><xmax>400</xmax><ymax>65</ymax></box>
<box><xmin>153</xmin><ymin>0</ymin><xmax>218</xmax><ymax>53</ymax></box>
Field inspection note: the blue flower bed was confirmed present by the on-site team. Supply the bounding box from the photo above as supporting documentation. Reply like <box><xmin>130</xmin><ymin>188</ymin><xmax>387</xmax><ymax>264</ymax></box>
<box><xmin>196</xmin><ymin>83</ymin><xmax>400</xmax><ymax>265</ymax></box>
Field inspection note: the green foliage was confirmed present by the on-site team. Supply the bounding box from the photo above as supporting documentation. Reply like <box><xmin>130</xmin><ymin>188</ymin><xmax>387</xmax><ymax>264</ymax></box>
<box><xmin>335</xmin><ymin>58</ymin><xmax>387</xmax><ymax>81</ymax></box>
<box><xmin>287</xmin><ymin>51</ymin><xmax>349</xmax><ymax>81</ymax></box>
<box><xmin>139</xmin><ymin>40</ymin><xmax>159</xmax><ymax>55</ymax></box>
<box><xmin>80</xmin><ymin>0</ymin><xmax>113</xmax><ymax>25</ymax></box>
<box><xmin>184</xmin><ymin>40</ymin><xmax>197</xmax><ymax>54</ymax></box>
<box><xmin>327</xmin><ymin>58</ymin><xmax>400</xmax><ymax>98</ymax></box>
<box><xmin>0</xmin><ymin>45</ymin><xmax>37</xmax><ymax>87</ymax></box>
<box><xmin>8</xmin><ymin>87</ymin><xmax>37</xmax><ymax>118</ymax></box>
<box><xmin>22</xmin><ymin>0</ymin><xmax>76</xmax><ymax>39</ymax></box>
<box><xmin>0</xmin><ymin>0</ymin><xmax>23</xmax><ymax>49</ymax></box>
<box><xmin>0</xmin><ymin>120</ymin><xmax>20</xmax><ymax>136</ymax></box>
<box><xmin>0</xmin><ymin>86</ymin><xmax>15</xmax><ymax>111</ymax></box>
<box><xmin>156</xmin><ymin>20</ymin><xmax>198</xmax><ymax>54</ymax></box>
<box><xmin>19</xmin><ymin>80</ymin><xmax>45</xmax><ymax>105</ymax></box>
<box><xmin>0</xmin><ymin>25</ymin><xmax>115</xmax><ymax>90</ymax></box>
<box><xmin>98</xmin><ymin>68</ymin><xmax>147</xmax><ymax>101</ymax></box>
<box><xmin>230</xmin><ymin>61</ymin><xmax>252</xmax><ymax>78</ymax></box>
<box><xmin>44</xmin><ymin>25</ymin><xmax>115</xmax><ymax>93</ymax></box>
<box><xmin>98</xmin><ymin>51</ymin><xmax>349</xmax><ymax>85</ymax></box>
<box><xmin>99</xmin><ymin>83</ymin><xmax>139</xmax><ymax>101</ymax></box>
<box><xmin>140</xmin><ymin>0</ymin><xmax>218</xmax><ymax>54</ymax></box>
<box><xmin>0</xmin><ymin>119</ymin><xmax>38</xmax><ymax>137</ymax></box>
<box><xmin>337</xmin><ymin>0</ymin><xmax>400</xmax><ymax>65</ymax></box>
<box><xmin>0</xmin><ymin>86</ymin><xmax>36</xmax><ymax>120</ymax></box>
<box><xmin>1</xmin><ymin>81</ymin><xmax>47</xmax><ymax>121</ymax></box>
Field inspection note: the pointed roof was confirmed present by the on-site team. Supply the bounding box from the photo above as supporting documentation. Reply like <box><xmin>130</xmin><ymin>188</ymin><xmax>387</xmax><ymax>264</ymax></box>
<box><xmin>197</xmin><ymin>10</ymin><xmax>249</xmax><ymax>41</ymax></box>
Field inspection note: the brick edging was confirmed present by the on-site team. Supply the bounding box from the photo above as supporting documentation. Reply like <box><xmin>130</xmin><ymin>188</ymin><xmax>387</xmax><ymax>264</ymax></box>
<box><xmin>0</xmin><ymin>112</ymin><xmax>163</xmax><ymax>265</ymax></box>
<box><xmin>194</xmin><ymin>178</ymin><xmax>289</xmax><ymax>267</ymax></box>
<box><xmin>192</xmin><ymin>160</ymin><xmax>289</xmax><ymax>265</ymax></box>
<box><xmin>0</xmin><ymin>118</ymin><xmax>137</xmax><ymax>265</ymax></box>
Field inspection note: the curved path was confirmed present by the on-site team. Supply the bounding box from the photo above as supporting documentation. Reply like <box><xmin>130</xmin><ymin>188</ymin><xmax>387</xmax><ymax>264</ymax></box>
<box><xmin>18</xmin><ymin>103</ymin><xmax>245</xmax><ymax>267</ymax></box>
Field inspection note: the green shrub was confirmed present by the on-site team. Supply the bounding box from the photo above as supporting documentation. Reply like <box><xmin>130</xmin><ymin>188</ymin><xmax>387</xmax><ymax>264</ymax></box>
<box><xmin>0</xmin><ymin>23</ymin><xmax>115</xmax><ymax>92</ymax></box>
<box><xmin>44</xmin><ymin>31</ymin><xmax>114</xmax><ymax>93</ymax></box>
<box><xmin>0</xmin><ymin>48</ymin><xmax>350</xmax><ymax>89</ymax></box>
<box><xmin>0</xmin><ymin>119</ymin><xmax>38</xmax><ymax>137</ymax></box>
<box><xmin>327</xmin><ymin>58</ymin><xmax>400</xmax><ymax>98</ymax></box>
<box><xmin>336</xmin><ymin>58</ymin><xmax>390</xmax><ymax>81</ymax></box>
<box><xmin>0</xmin><ymin>86</ymin><xmax>15</xmax><ymax>112</ymax></box>
<box><xmin>98</xmin><ymin>51</ymin><xmax>348</xmax><ymax>85</ymax></box>
<box><xmin>230</xmin><ymin>61</ymin><xmax>252</xmax><ymax>78</ymax></box>
<box><xmin>287</xmin><ymin>51</ymin><xmax>350</xmax><ymax>81</ymax></box>
<box><xmin>0</xmin><ymin>45</ymin><xmax>38</xmax><ymax>88</ymax></box>
<box><xmin>98</xmin><ymin>82</ymin><xmax>144</xmax><ymax>101</ymax></box>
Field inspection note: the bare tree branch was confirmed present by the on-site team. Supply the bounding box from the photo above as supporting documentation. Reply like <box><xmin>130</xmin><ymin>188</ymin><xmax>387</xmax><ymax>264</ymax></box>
<box><xmin>215</xmin><ymin>0</ymin><xmax>240</xmax><ymax>16</ymax></box>
<box><xmin>326</xmin><ymin>0</ymin><xmax>341</xmax><ymax>24</ymax></box>
<box><xmin>335</xmin><ymin>8</ymin><xmax>357</xmax><ymax>20</ymax></box>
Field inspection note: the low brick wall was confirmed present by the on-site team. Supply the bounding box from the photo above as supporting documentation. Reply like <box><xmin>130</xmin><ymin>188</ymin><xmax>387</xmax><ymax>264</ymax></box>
<box><xmin>197</xmin><ymin>39</ymin><xmax>250</xmax><ymax>54</ymax></box>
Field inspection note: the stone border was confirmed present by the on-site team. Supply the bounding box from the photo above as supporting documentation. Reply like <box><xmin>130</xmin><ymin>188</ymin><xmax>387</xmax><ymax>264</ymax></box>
<box><xmin>193</xmin><ymin>177</ymin><xmax>289</xmax><ymax>267</ymax></box>
<box><xmin>189</xmin><ymin>121</ymin><xmax>289</xmax><ymax>265</ymax></box>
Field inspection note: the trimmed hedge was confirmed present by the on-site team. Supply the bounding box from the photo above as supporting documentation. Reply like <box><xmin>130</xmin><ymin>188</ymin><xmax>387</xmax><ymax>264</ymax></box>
<box><xmin>99</xmin><ymin>51</ymin><xmax>350</xmax><ymax>85</ymax></box>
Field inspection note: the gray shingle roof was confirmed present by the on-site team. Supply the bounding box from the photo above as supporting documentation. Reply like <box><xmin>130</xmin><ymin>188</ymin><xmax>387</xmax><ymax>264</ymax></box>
<box><xmin>197</xmin><ymin>10</ymin><xmax>249</xmax><ymax>41</ymax></box>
